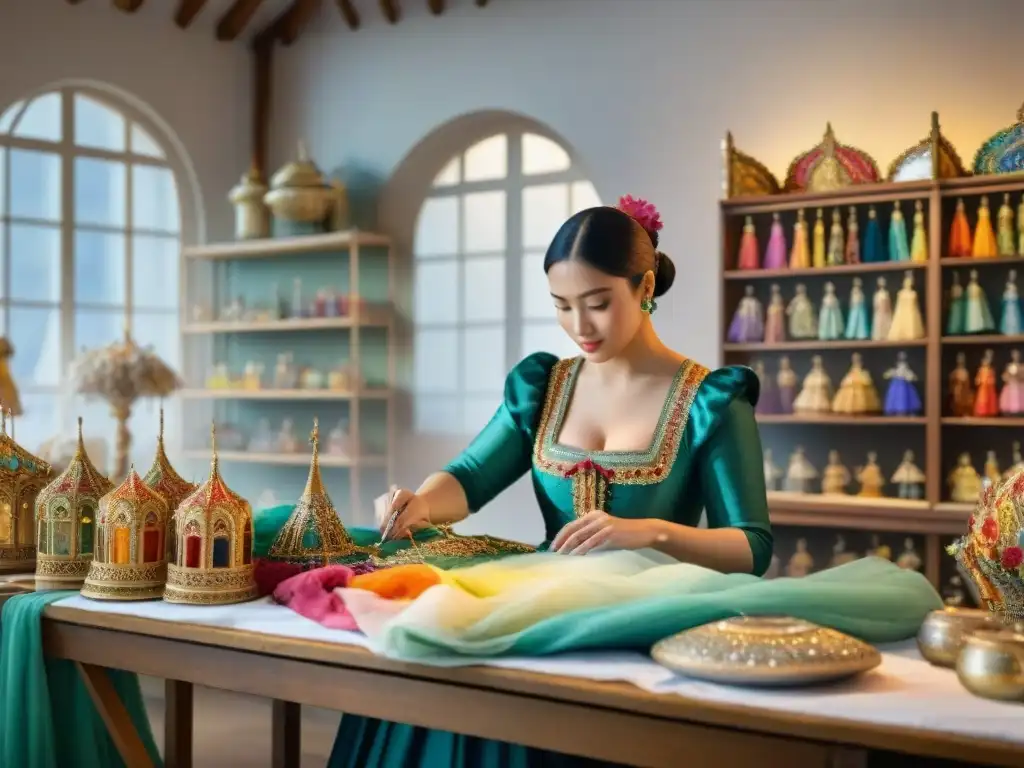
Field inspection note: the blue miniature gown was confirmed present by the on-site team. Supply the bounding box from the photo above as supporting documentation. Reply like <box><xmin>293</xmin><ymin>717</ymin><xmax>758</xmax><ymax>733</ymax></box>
<box><xmin>844</xmin><ymin>291</ymin><xmax>869</xmax><ymax>340</ymax></box>
<box><xmin>862</xmin><ymin>209</ymin><xmax>887</xmax><ymax>263</ymax></box>
<box><xmin>1000</xmin><ymin>283</ymin><xmax>1022</xmax><ymax>336</ymax></box>
<box><xmin>327</xmin><ymin>353</ymin><xmax>773</xmax><ymax>768</ymax></box>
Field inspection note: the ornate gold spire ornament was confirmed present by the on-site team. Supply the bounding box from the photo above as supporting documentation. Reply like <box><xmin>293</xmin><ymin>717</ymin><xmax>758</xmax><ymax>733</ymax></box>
<box><xmin>143</xmin><ymin>407</ymin><xmax>198</xmax><ymax>559</ymax></box>
<box><xmin>35</xmin><ymin>417</ymin><xmax>114</xmax><ymax>586</ymax></box>
<box><xmin>0</xmin><ymin>404</ymin><xmax>51</xmax><ymax>572</ymax></box>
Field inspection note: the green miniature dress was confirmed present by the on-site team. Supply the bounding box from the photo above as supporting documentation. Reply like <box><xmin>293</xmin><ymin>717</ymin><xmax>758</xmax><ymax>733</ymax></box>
<box><xmin>328</xmin><ymin>352</ymin><xmax>772</xmax><ymax>768</ymax></box>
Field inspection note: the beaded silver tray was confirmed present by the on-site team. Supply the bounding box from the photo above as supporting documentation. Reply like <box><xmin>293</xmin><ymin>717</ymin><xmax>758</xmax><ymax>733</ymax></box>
<box><xmin>651</xmin><ymin>616</ymin><xmax>881</xmax><ymax>688</ymax></box>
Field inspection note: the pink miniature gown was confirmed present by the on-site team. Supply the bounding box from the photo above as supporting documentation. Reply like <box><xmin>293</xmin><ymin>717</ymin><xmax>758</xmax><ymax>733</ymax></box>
<box><xmin>763</xmin><ymin>212</ymin><xmax>788</xmax><ymax>269</ymax></box>
<box><xmin>737</xmin><ymin>216</ymin><xmax>760</xmax><ymax>270</ymax></box>
<box><xmin>844</xmin><ymin>206</ymin><xmax>861</xmax><ymax>264</ymax></box>
<box><xmin>763</xmin><ymin>284</ymin><xmax>787</xmax><ymax>342</ymax></box>
<box><xmin>999</xmin><ymin>349</ymin><xmax>1024</xmax><ymax>415</ymax></box>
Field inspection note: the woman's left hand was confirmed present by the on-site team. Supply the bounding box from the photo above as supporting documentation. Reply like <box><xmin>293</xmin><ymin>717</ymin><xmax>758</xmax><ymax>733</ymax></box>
<box><xmin>551</xmin><ymin>511</ymin><xmax>657</xmax><ymax>555</ymax></box>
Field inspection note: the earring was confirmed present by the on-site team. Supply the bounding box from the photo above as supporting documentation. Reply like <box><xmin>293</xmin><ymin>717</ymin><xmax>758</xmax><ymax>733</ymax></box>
<box><xmin>641</xmin><ymin>296</ymin><xmax>657</xmax><ymax>314</ymax></box>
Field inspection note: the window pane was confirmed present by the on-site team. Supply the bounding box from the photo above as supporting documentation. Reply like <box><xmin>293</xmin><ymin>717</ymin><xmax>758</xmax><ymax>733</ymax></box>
<box><xmin>0</xmin><ymin>148</ymin><xmax>6</xmax><ymax>215</ymax></box>
<box><xmin>463</xmin><ymin>191</ymin><xmax>506</xmax><ymax>253</ymax></box>
<box><xmin>522</xmin><ymin>183</ymin><xmax>569</xmax><ymax>249</ymax></box>
<box><xmin>413</xmin><ymin>328</ymin><xmax>458</xmax><ymax>393</ymax></box>
<box><xmin>0</xmin><ymin>101</ymin><xmax>24</xmax><ymax>134</ymax></box>
<box><xmin>463</xmin><ymin>256</ymin><xmax>505</xmax><ymax>322</ymax></box>
<box><xmin>132</xmin><ymin>311</ymin><xmax>180</xmax><ymax>367</ymax></box>
<box><xmin>10</xmin><ymin>224</ymin><xmax>60</xmax><ymax>302</ymax></box>
<box><xmin>13</xmin><ymin>393</ymin><xmax>60</xmax><ymax>455</ymax></box>
<box><xmin>13</xmin><ymin>93</ymin><xmax>61</xmax><ymax>142</ymax></box>
<box><xmin>414</xmin><ymin>260</ymin><xmax>459</xmax><ymax>325</ymax></box>
<box><xmin>463</xmin><ymin>134</ymin><xmax>507</xmax><ymax>182</ymax></box>
<box><xmin>75</xmin><ymin>230</ymin><xmax>126</xmax><ymax>305</ymax></box>
<box><xmin>132</xmin><ymin>234</ymin><xmax>179</xmax><ymax>310</ymax></box>
<box><xmin>75</xmin><ymin>157</ymin><xmax>127</xmax><ymax>227</ymax></box>
<box><xmin>75</xmin><ymin>308</ymin><xmax>124</xmax><ymax>351</ymax></box>
<box><xmin>9</xmin><ymin>149</ymin><xmax>61</xmax><ymax>221</ymax></box>
<box><xmin>522</xmin><ymin>133</ymin><xmax>571</xmax><ymax>176</ymax></box>
<box><xmin>522</xmin><ymin>322</ymin><xmax>578</xmax><ymax>360</ymax></box>
<box><xmin>571</xmin><ymin>180</ymin><xmax>601</xmax><ymax>212</ymax></box>
<box><xmin>130</xmin><ymin>124</ymin><xmax>165</xmax><ymax>159</ymax></box>
<box><xmin>521</xmin><ymin>251</ymin><xmax>554</xmax><ymax>321</ymax></box>
<box><xmin>132</xmin><ymin>165</ymin><xmax>179</xmax><ymax>232</ymax></box>
<box><xmin>432</xmin><ymin>157</ymin><xmax>459</xmax><ymax>187</ymax></box>
<box><xmin>74</xmin><ymin>93</ymin><xmax>126</xmax><ymax>152</ymax></box>
<box><xmin>414</xmin><ymin>196</ymin><xmax>459</xmax><ymax>258</ymax></box>
<box><xmin>413</xmin><ymin>394</ymin><xmax>462</xmax><ymax>435</ymax></box>
<box><xmin>461</xmin><ymin>327</ymin><xmax>505</xmax><ymax>393</ymax></box>
<box><xmin>9</xmin><ymin>306</ymin><xmax>61</xmax><ymax>386</ymax></box>
<box><xmin>0</xmin><ymin>222</ymin><xmax>6</xmax><ymax>299</ymax></box>
<box><xmin>128</xmin><ymin>397</ymin><xmax>173</xmax><ymax>467</ymax></box>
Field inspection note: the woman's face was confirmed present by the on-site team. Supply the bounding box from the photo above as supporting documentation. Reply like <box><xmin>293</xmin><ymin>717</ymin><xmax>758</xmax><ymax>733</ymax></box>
<box><xmin>546</xmin><ymin>259</ymin><xmax>647</xmax><ymax>362</ymax></box>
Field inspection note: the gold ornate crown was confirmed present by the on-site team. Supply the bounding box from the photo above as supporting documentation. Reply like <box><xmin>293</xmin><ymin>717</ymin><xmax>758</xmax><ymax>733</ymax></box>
<box><xmin>143</xmin><ymin>408</ymin><xmax>197</xmax><ymax>560</ymax></box>
<box><xmin>0</xmin><ymin>409</ymin><xmax>52</xmax><ymax>572</ymax></box>
<box><xmin>164</xmin><ymin>423</ymin><xmax>257</xmax><ymax>605</ymax></box>
<box><xmin>81</xmin><ymin>467</ymin><xmax>170</xmax><ymax>601</ymax></box>
<box><xmin>35</xmin><ymin>417</ymin><xmax>114</xmax><ymax>586</ymax></box>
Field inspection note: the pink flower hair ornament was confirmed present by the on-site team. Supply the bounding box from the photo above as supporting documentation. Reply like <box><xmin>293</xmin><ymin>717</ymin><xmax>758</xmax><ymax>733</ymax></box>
<box><xmin>616</xmin><ymin>195</ymin><xmax>664</xmax><ymax>246</ymax></box>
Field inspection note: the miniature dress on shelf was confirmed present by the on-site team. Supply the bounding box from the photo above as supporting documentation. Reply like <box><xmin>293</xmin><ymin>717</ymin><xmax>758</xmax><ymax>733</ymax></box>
<box><xmin>882</xmin><ymin>351</ymin><xmax>923</xmax><ymax>416</ymax></box>
<box><xmin>763</xmin><ymin>212</ymin><xmax>787</xmax><ymax>270</ymax></box>
<box><xmin>891</xmin><ymin>450</ymin><xmax>925</xmax><ymax>500</ymax></box>
<box><xmin>862</xmin><ymin>204</ymin><xmax>887</xmax><ymax>262</ymax></box>
<box><xmin>946</xmin><ymin>272</ymin><xmax>966</xmax><ymax>336</ymax></box>
<box><xmin>887</xmin><ymin>272</ymin><xmax>926</xmax><ymax>341</ymax></box>
<box><xmin>855</xmin><ymin>452</ymin><xmax>885</xmax><ymax>497</ymax></box>
<box><xmin>972</xmin><ymin>196</ymin><xmax>998</xmax><ymax>258</ymax></box>
<box><xmin>948</xmin><ymin>453</ymin><xmax>981</xmax><ymax>503</ymax></box>
<box><xmin>1000</xmin><ymin>269</ymin><xmax>1022</xmax><ymax>335</ymax></box>
<box><xmin>896</xmin><ymin>539</ymin><xmax>922</xmax><ymax>571</ymax></box>
<box><xmin>792</xmin><ymin>355</ymin><xmax>833</xmax><ymax>414</ymax></box>
<box><xmin>812</xmin><ymin>208</ymin><xmax>827</xmax><ymax>268</ymax></box>
<box><xmin>826</xmin><ymin>209</ymin><xmax>845</xmax><ymax>266</ymax></box>
<box><xmin>763</xmin><ymin>284</ymin><xmax>786</xmax><ymax>342</ymax></box>
<box><xmin>888</xmin><ymin>200</ymin><xmax>910</xmax><ymax>262</ymax></box>
<box><xmin>736</xmin><ymin>216</ymin><xmax>760</xmax><ymax>270</ymax></box>
<box><xmin>785</xmin><ymin>538</ymin><xmax>814</xmax><ymax>577</ymax></box>
<box><xmin>871</xmin><ymin>277</ymin><xmax>893</xmax><ymax>341</ymax></box>
<box><xmin>999</xmin><ymin>348</ymin><xmax>1024</xmax><ymax>415</ymax></box>
<box><xmin>783</xmin><ymin>447</ymin><xmax>818</xmax><ymax>493</ymax></box>
<box><xmin>983</xmin><ymin>450</ymin><xmax>1002</xmax><ymax>487</ymax></box>
<box><xmin>817</xmin><ymin>282</ymin><xmax>844</xmax><ymax>341</ymax></box>
<box><xmin>821</xmin><ymin>450</ymin><xmax>851</xmax><ymax>495</ymax></box>
<box><xmin>763</xmin><ymin>449</ymin><xmax>783</xmax><ymax>491</ymax></box>
<box><xmin>948</xmin><ymin>198</ymin><xmax>972</xmax><ymax>258</ymax></box>
<box><xmin>727</xmin><ymin>285</ymin><xmax>765</xmax><ymax>343</ymax></box>
<box><xmin>776</xmin><ymin>356</ymin><xmax>798</xmax><ymax>413</ymax></box>
<box><xmin>789</xmin><ymin>208</ymin><xmax>810</xmax><ymax>268</ymax></box>
<box><xmin>910</xmin><ymin>200</ymin><xmax>929</xmax><ymax>263</ymax></box>
<box><xmin>964</xmin><ymin>270</ymin><xmax>995</xmax><ymax>333</ymax></box>
<box><xmin>973</xmin><ymin>349</ymin><xmax>999</xmax><ymax>417</ymax></box>
<box><xmin>1004</xmin><ymin>441</ymin><xmax>1024</xmax><ymax>481</ymax></box>
<box><xmin>831</xmin><ymin>353</ymin><xmax>882</xmax><ymax>415</ymax></box>
<box><xmin>998</xmin><ymin>193</ymin><xmax>1017</xmax><ymax>257</ymax></box>
<box><xmin>829</xmin><ymin>536</ymin><xmax>859</xmax><ymax>568</ymax></box>
<box><xmin>867</xmin><ymin>534</ymin><xmax>892</xmax><ymax>561</ymax></box>
<box><xmin>752</xmin><ymin>361</ymin><xmax>782</xmax><ymax>415</ymax></box>
<box><xmin>844</xmin><ymin>277</ymin><xmax>870</xmax><ymax>340</ymax></box>
<box><xmin>786</xmin><ymin>283</ymin><xmax>817</xmax><ymax>339</ymax></box>
<box><xmin>844</xmin><ymin>206</ymin><xmax>861</xmax><ymax>264</ymax></box>
<box><xmin>948</xmin><ymin>352</ymin><xmax>975</xmax><ymax>416</ymax></box>
<box><xmin>1019</xmin><ymin>194</ymin><xmax>1024</xmax><ymax>255</ymax></box>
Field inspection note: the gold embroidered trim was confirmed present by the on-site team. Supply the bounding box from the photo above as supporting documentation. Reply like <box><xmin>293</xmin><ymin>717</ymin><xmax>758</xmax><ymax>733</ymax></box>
<box><xmin>565</xmin><ymin>459</ymin><xmax>612</xmax><ymax>518</ymax></box>
<box><xmin>370</xmin><ymin>525</ymin><xmax>535</xmax><ymax>566</ymax></box>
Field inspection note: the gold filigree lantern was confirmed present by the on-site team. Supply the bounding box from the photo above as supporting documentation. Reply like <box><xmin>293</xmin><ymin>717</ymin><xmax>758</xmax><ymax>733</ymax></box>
<box><xmin>164</xmin><ymin>424</ymin><xmax>257</xmax><ymax>605</ymax></box>
<box><xmin>0</xmin><ymin>410</ymin><xmax>52</xmax><ymax>573</ymax></box>
<box><xmin>142</xmin><ymin>408</ymin><xmax>197</xmax><ymax>561</ymax></box>
<box><xmin>81</xmin><ymin>468</ymin><xmax>170</xmax><ymax>601</ymax></box>
<box><xmin>35</xmin><ymin>418</ymin><xmax>114</xmax><ymax>587</ymax></box>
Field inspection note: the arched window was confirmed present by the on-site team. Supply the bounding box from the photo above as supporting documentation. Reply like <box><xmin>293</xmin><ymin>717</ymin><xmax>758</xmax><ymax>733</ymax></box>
<box><xmin>0</xmin><ymin>85</ymin><xmax>183</xmax><ymax>455</ymax></box>
<box><xmin>412</xmin><ymin>129</ymin><xmax>600</xmax><ymax>435</ymax></box>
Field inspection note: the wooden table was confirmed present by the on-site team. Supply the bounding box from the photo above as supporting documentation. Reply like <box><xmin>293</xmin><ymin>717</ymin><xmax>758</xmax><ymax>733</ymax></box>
<box><xmin>32</xmin><ymin>602</ymin><xmax>1019</xmax><ymax>768</ymax></box>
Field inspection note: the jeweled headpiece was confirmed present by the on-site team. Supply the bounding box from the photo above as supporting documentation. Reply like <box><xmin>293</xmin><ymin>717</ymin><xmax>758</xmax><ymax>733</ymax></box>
<box><xmin>972</xmin><ymin>102</ymin><xmax>1024</xmax><ymax>176</ymax></box>
<box><xmin>784</xmin><ymin>123</ymin><xmax>880</xmax><ymax>193</ymax></box>
<box><xmin>81</xmin><ymin>466</ymin><xmax>169</xmax><ymax>601</ymax></box>
<box><xmin>888</xmin><ymin>112</ymin><xmax>967</xmax><ymax>182</ymax></box>
<box><xmin>35</xmin><ymin>417</ymin><xmax>114</xmax><ymax>586</ymax></box>
<box><xmin>164</xmin><ymin>423</ymin><xmax>257</xmax><ymax>605</ymax></box>
<box><xmin>721</xmin><ymin>131</ymin><xmax>781</xmax><ymax>199</ymax></box>
<box><xmin>143</xmin><ymin>408</ymin><xmax>197</xmax><ymax>559</ymax></box>
<box><xmin>0</xmin><ymin>408</ymin><xmax>51</xmax><ymax>573</ymax></box>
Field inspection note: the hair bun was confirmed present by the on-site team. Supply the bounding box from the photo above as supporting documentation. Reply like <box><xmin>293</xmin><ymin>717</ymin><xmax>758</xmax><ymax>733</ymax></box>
<box><xmin>616</xmin><ymin>195</ymin><xmax>663</xmax><ymax>248</ymax></box>
<box><xmin>653</xmin><ymin>252</ymin><xmax>675</xmax><ymax>297</ymax></box>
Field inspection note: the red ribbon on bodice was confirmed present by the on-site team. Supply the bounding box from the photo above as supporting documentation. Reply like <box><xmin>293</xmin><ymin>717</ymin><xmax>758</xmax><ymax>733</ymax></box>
<box><xmin>563</xmin><ymin>458</ymin><xmax>615</xmax><ymax>481</ymax></box>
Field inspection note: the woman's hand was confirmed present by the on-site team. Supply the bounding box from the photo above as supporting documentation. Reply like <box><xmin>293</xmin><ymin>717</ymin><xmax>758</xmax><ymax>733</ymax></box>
<box><xmin>551</xmin><ymin>511</ymin><xmax>658</xmax><ymax>555</ymax></box>
<box><xmin>374</xmin><ymin>488</ymin><xmax>432</xmax><ymax>541</ymax></box>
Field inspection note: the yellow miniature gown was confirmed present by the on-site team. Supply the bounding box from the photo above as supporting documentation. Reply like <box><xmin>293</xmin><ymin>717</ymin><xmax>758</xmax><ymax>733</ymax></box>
<box><xmin>948</xmin><ymin>453</ymin><xmax>982</xmax><ymax>504</ymax></box>
<box><xmin>997</xmin><ymin>193</ymin><xmax>1016</xmax><ymax>257</ymax></box>
<box><xmin>856</xmin><ymin>452</ymin><xmax>885</xmax><ymax>497</ymax></box>
<box><xmin>790</xmin><ymin>209</ymin><xmax>810</xmax><ymax>268</ymax></box>
<box><xmin>910</xmin><ymin>200</ymin><xmax>929</xmax><ymax>263</ymax></box>
<box><xmin>831</xmin><ymin>354</ymin><xmax>881</xmax><ymax>414</ymax></box>
<box><xmin>812</xmin><ymin>208</ymin><xmax>827</xmax><ymax>268</ymax></box>
<box><xmin>887</xmin><ymin>273</ymin><xmax>926</xmax><ymax>341</ymax></box>
<box><xmin>972</xmin><ymin>196</ymin><xmax>998</xmax><ymax>258</ymax></box>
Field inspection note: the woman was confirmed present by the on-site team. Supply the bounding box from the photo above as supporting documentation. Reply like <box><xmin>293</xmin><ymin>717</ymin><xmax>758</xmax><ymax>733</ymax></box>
<box><xmin>328</xmin><ymin>196</ymin><xmax>772</xmax><ymax>767</ymax></box>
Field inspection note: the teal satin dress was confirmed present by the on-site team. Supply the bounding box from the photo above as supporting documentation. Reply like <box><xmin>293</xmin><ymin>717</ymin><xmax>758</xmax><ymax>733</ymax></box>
<box><xmin>328</xmin><ymin>352</ymin><xmax>773</xmax><ymax>768</ymax></box>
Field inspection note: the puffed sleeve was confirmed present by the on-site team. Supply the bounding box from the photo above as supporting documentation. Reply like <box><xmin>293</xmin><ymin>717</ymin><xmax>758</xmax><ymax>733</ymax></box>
<box><xmin>443</xmin><ymin>352</ymin><xmax>558</xmax><ymax>512</ymax></box>
<box><xmin>688</xmin><ymin>365</ymin><xmax>774</xmax><ymax>576</ymax></box>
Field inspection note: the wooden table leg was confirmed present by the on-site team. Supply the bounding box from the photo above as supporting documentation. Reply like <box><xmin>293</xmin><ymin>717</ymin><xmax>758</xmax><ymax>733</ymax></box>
<box><xmin>164</xmin><ymin>679</ymin><xmax>193</xmax><ymax>768</ymax></box>
<box><xmin>76</xmin><ymin>662</ymin><xmax>156</xmax><ymax>768</ymax></box>
<box><xmin>271</xmin><ymin>699</ymin><xmax>302</xmax><ymax>768</ymax></box>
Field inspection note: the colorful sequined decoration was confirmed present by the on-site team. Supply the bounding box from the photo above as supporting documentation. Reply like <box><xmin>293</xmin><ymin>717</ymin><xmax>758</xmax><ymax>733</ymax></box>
<box><xmin>564</xmin><ymin>458</ymin><xmax>613</xmax><ymax>518</ymax></box>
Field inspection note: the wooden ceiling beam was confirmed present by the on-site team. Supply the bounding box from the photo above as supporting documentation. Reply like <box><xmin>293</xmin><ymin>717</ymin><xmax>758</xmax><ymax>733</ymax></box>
<box><xmin>427</xmin><ymin>0</ymin><xmax>444</xmax><ymax>15</ymax></box>
<box><xmin>336</xmin><ymin>0</ymin><xmax>360</xmax><ymax>30</ymax></box>
<box><xmin>216</xmin><ymin>0</ymin><xmax>264</xmax><ymax>42</ymax></box>
<box><xmin>253</xmin><ymin>0</ymin><xmax>320</xmax><ymax>48</ymax></box>
<box><xmin>112</xmin><ymin>0</ymin><xmax>145</xmax><ymax>10</ymax></box>
<box><xmin>174</xmin><ymin>0</ymin><xmax>209</xmax><ymax>28</ymax></box>
<box><xmin>379</xmin><ymin>0</ymin><xmax>400</xmax><ymax>24</ymax></box>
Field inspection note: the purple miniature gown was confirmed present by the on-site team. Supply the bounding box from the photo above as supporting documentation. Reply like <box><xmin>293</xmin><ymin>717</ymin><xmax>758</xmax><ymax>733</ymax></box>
<box><xmin>727</xmin><ymin>287</ymin><xmax>765</xmax><ymax>343</ymax></box>
<box><xmin>753</xmin><ymin>361</ymin><xmax>782</xmax><ymax>414</ymax></box>
<box><xmin>776</xmin><ymin>357</ymin><xmax>797</xmax><ymax>414</ymax></box>
<box><xmin>882</xmin><ymin>353</ymin><xmax>923</xmax><ymax>416</ymax></box>
<box><xmin>763</xmin><ymin>212</ymin><xmax>788</xmax><ymax>270</ymax></box>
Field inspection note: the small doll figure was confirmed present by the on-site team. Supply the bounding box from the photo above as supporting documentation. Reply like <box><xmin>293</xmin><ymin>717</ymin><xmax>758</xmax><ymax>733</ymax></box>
<box><xmin>829</xmin><ymin>535</ymin><xmax>858</xmax><ymax>567</ymax></box>
<box><xmin>867</xmin><ymin>534</ymin><xmax>892</xmax><ymax>560</ymax></box>
<box><xmin>972</xmin><ymin>196</ymin><xmax>997</xmax><ymax>258</ymax></box>
<box><xmin>832</xmin><ymin>352</ymin><xmax>882</xmax><ymax>415</ymax></box>
<box><xmin>812</xmin><ymin>207</ymin><xmax>827</xmax><ymax>268</ymax></box>
<box><xmin>910</xmin><ymin>200</ymin><xmax>929</xmax><ymax>263</ymax></box>
<box><xmin>786</xmin><ymin>283</ymin><xmax>817</xmax><ymax>339</ymax></box>
<box><xmin>1000</xmin><ymin>349</ymin><xmax>1024</xmax><ymax>415</ymax></box>
<box><xmin>871</xmin><ymin>276</ymin><xmax>893</xmax><ymax>341</ymax></box>
<box><xmin>785</xmin><ymin>538</ymin><xmax>814</xmax><ymax>578</ymax></box>
<box><xmin>896</xmin><ymin>539</ymin><xmax>922</xmax><ymax>571</ymax></box>
<box><xmin>821</xmin><ymin>450</ymin><xmax>851</xmax><ymax>495</ymax></box>
<box><xmin>793</xmin><ymin>355</ymin><xmax>833</xmax><ymax>414</ymax></box>
<box><xmin>888</xmin><ymin>200</ymin><xmax>910</xmax><ymax>262</ymax></box>
<box><xmin>983</xmin><ymin>450</ymin><xmax>1002</xmax><ymax>487</ymax></box>
<box><xmin>1004</xmin><ymin>441</ymin><xmax>1024</xmax><ymax>481</ymax></box>
<box><xmin>942</xmin><ymin>575</ymin><xmax>966</xmax><ymax>608</ymax></box>
<box><xmin>737</xmin><ymin>215</ymin><xmax>760</xmax><ymax>270</ymax></box>
<box><xmin>855</xmin><ymin>452</ymin><xmax>885</xmax><ymax>497</ymax></box>
<box><xmin>882</xmin><ymin>351</ymin><xmax>923</xmax><ymax>416</ymax></box>
<box><xmin>752</xmin><ymin>360</ymin><xmax>782</xmax><ymax>415</ymax></box>
<box><xmin>948</xmin><ymin>452</ymin><xmax>981</xmax><ymax>503</ymax></box>
<box><xmin>964</xmin><ymin>269</ymin><xmax>995</xmax><ymax>334</ymax></box>
<box><xmin>946</xmin><ymin>272</ymin><xmax>966</xmax><ymax>336</ymax></box>
<box><xmin>891</xmin><ymin>450</ymin><xmax>925</xmax><ymax>499</ymax></box>
<box><xmin>827</xmin><ymin>209</ymin><xmax>845</xmax><ymax>266</ymax></box>
<box><xmin>817</xmin><ymin>281</ymin><xmax>844</xmax><ymax>341</ymax></box>
<box><xmin>777</xmin><ymin>356</ymin><xmax>797</xmax><ymax>413</ymax></box>
<box><xmin>784</xmin><ymin>447</ymin><xmax>818</xmax><ymax>494</ymax></box>
<box><xmin>1000</xmin><ymin>269</ymin><xmax>1022</xmax><ymax>335</ymax></box>
<box><xmin>844</xmin><ymin>277</ymin><xmax>869</xmax><ymax>340</ymax></box>
<box><xmin>844</xmin><ymin>206</ymin><xmax>861</xmax><ymax>264</ymax></box>
<box><xmin>998</xmin><ymin>193</ymin><xmax>1016</xmax><ymax>257</ymax></box>
<box><xmin>763</xmin><ymin>448</ymin><xmax>783</xmax><ymax>491</ymax></box>
<box><xmin>727</xmin><ymin>285</ymin><xmax>765</xmax><ymax>343</ymax></box>
<box><xmin>948</xmin><ymin>351</ymin><xmax>975</xmax><ymax>417</ymax></box>
<box><xmin>764</xmin><ymin>283</ymin><xmax>786</xmax><ymax>343</ymax></box>
<box><xmin>789</xmin><ymin>208</ymin><xmax>810</xmax><ymax>268</ymax></box>
<box><xmin>763</xmin><ymin>212</ymin><xmax>788</xmax><ymax>270</ymax></box>
<box><xmin>1018</xmin><ymin>193</ymin><xmax>1024</xmax><ymax>255</ymax></box>
<box><xmin>887</xmin><ymin>271</ymin><xmax>926</xmax><ymax>341</ymax></box>
<box><xmin>948</xmin><ymin>198</ymin><xmax>972</xmax><ymax>258</ymax></box>
<box><xmin>862</xmin><ymin>204</ymin><xmax>886</xmax><ymax>262</ymax></box>
<box><xmin>973</xmin><ymin>348</ymin><xmax>999</xmax><ymax>417</ymax></box>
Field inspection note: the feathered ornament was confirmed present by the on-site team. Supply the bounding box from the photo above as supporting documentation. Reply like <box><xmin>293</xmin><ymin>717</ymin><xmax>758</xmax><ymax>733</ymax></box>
<box><xmin>617</xmin><ymin>195</ymin><xmax>664</xmax><ymax>245</ymax></box>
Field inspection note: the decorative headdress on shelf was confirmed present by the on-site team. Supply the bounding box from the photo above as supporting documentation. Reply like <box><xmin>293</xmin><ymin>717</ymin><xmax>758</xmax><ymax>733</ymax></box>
<box><xmin>143</xmin><ymin>408</ymin><xmax>197</xmax><ymax>560</ymax></box>
<box><xmin>721</xmin><ymin>131</ymin><xmax>781</xmax><ymax>199</ymax></box>
<box><xmin>783</xmin><ymin>123</ymin><xmax>880</xmax><ymax>194</ymax></box>
<box><xmin>948</xmin><ymin>468</ymin><xmax>1024</xmax><ymax>623</ymax></box>
<box><xmin>887</xmin><ymin>112</ymin><xmax>968</xmax><ymax>182</ymax></box>
<box><xmin>163</xmin><ymin>423</ymin><xmax>257</xmax><ymax>605</ymax></box>
<box><xmin>35</xmin><ymin>417</ymin><xmax>114</xmax><ymax>587</ymax></box>
<box><xmin>0</xmin><ymin>408</ymin><xmax>52</xmax><ymax>573</ymax></box>
<box><xmin>80</xmin><ymin>466</ymin><xmax>169</xmax><ymax>601</ymax></box>
<box><xmin>972</xmin><ymin>102</ymin><xmax>1024</xmax><ymax>176</ymax></box>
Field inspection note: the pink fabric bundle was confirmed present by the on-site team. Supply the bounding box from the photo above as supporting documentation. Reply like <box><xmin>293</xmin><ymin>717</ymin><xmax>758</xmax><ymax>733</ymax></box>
<box><xmin>272</xmin><ymin>564</ymin><xmax>364</xmax><ymax>630</ymax></box>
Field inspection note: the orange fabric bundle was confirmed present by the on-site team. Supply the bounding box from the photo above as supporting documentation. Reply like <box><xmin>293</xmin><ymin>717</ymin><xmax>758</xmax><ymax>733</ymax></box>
<box><xmin>349</xmin><ymin>564</ymin><xmax>442</xmax><ymax>600</ymax></box>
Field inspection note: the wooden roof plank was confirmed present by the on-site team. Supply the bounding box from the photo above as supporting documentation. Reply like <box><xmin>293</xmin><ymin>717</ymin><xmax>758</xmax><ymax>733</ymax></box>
<box><xmin>112</xmin><ymin>0</ymin><xmax>145</xmax><ymax>11</ymax></box>
<box><xmin>216</xmin><ymin>0</ymin><xmax>265</xmax><ymax>42</ymax></box>
<box><xmin>379</xmin><ymin>0</ymin><xmax>400</xmax><ymax>24</ymax></box>
<box><xmin>336</xmin><ymin>0</ymin><xmax>360</xmax><ymax>30</ymax></box>
<box><xmin>174</xmin><ymin>0</ymin><xmax>209</xmax><ymax>28</ymax></box>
